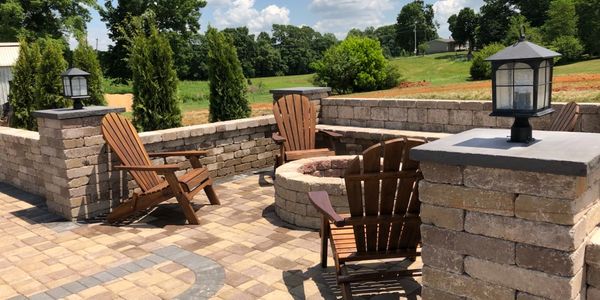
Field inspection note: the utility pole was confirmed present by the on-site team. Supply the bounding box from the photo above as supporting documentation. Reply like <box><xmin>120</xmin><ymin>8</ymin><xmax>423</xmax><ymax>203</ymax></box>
<box><xmin>95</xmin><ymin>38</ymin><xmax>98</xmax><ymax>51</ymax></box>
<box><xmin>414</xmin><ymin>21</ymin><xmax>417</xmax><ymax>56</ymax></box>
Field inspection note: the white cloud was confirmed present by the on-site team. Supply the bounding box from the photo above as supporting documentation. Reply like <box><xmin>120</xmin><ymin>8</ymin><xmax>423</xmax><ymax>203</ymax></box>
<box><xmin>212</xmin><ymin>0</ymin><xmax>290</xmax><ymax>33</ymax></box>
<box><xmin>309</xmin><ymin>0</ymin><xmax>394</xmax><ymax>38</ymax></box>
<box><xmin>433</xmin><ymin>0</ymin><xmax>484</xmax><ymax>38</ymax></box>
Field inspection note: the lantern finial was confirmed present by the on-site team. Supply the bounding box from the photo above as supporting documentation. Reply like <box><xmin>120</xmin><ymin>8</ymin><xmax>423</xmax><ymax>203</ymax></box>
<box><xmin>519</xmin><ymin>25</ymin><xmax>526</xmax><ymax>42</ymax></box>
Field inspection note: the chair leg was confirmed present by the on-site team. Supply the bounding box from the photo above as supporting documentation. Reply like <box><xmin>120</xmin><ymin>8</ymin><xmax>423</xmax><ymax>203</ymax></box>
<box><xmin>175</xmin><ymin>193</ymin><xmax>200</xmax><ymax>225</ymax></box>
<box><xmin>320</xmin><ymin>216</ymin><xmax>329</xmax><ymax>268</ymax></box>
<box><xmin>204</xmin><ymin>185</ymin><xmax>220</xmax><ymax>205</ymax></box>
<box><xmin>340</xmin><ymin>282</ymin><xmax>353</xmax><ymax>300</ymax></box>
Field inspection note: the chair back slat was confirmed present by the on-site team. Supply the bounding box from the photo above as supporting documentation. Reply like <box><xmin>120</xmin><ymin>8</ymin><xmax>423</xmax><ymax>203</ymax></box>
<box><xmin>549</xmin><ymin>102</ymin><xmax>580</xmax><ymax>131</ymax></box>
<box><xmin>273</xmin><ymin>94</ymin><xmax>316</xmax><ymax>152</ymax></box>
<box><xmin>344</xmin><ymin>138</ymin><xmax>425</xmax><ymax>254</ymax></box>
<box><xmin>101</xmin><ymin>113</ymin><xmax>162</xmax><ymax>192</ymax></box>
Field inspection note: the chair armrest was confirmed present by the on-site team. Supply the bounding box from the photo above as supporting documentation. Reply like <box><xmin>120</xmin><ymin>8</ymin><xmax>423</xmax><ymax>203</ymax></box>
<box><xmin>308</xmin><ymin>191</ymin><xmax>345</xmax><ymax>227</ymax></box>
<box><xmin>272</xmin><ymin>132</ymin><xmax>286</xmax><ymax>144</ymax></box>
<box><xmin>317</xmin><ymin>129</ymin><xmax>342</xmax><ymax>138</ymax></box>
<box><xmin>113</xmin><ymin>164</ymin><xmax>180</xmax><ymax>174</ymax></box>
<box><xmin>148</xmin><ymin>150</ymin><xmax>208</xmax><ymax>158</ymax></box>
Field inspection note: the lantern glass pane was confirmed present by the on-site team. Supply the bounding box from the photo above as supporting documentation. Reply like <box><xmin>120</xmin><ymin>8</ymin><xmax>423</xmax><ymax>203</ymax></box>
<box><xmin>496</xmin><ymin>86</ymin><xmax>512</xmax><ymax>109</ymax></box>
<box><xmin>538</xmin><ymin>61</ymin><xmax>547</xmax><ymax>85</ymax></box>
<box><xmin>513</xmin><ymin>86</ymin><xmax>533</xmax><ymax>110</ymax></box>
<box><xmin>513</xmin><ymin>63</ymin><xmax>533</xmax><ymax>86</ymax></box>
<box><xmin>537</xmin><ymin>84</ymin><xmax>546</xmax><ymax>109</ymax></box>
<box><xmin>62</xmin><ymin>77</ymin><xmax>71</xmax><ymax>97</ymax></box>
<box><xmin>496</xmin><ymin>64</ymin><xmax>512</xmax><ymax>85</ymax></box>
<box><xmin>545</xmin><ymin>83</ymin><xmax>551</xmax><ymax>107</ymax></box>
<box><xmin>77</xmin><ymin>76</ymin><xmax>87</xmax><ymax>96</ymax></box>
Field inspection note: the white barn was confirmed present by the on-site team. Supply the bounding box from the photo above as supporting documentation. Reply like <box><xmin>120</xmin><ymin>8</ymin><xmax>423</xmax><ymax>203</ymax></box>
<box><xmin>0</xmin><ymin>42</ymin><xmax>20</xmax><ymax>106</ymax></box>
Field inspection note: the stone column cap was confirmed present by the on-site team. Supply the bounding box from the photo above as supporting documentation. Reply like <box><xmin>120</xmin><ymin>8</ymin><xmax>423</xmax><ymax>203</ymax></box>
<box><xmin>270</xmin><ymin>87</ymin><xmax>332</xmax><ymax>95</ymax></box>
<box><xmin>32</xmin><ymin>106</ymin><xmax>126</xmax><ymax>120</ymax></box>
<box><xmin>410</xmin><ymin>128</ymin><xmax>600</xmax><ymax>176</ymax></box>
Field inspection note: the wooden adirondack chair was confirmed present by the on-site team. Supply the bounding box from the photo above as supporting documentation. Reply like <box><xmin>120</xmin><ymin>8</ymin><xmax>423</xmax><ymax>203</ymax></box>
<box><xmin>101</xmin><ymin>113</ymin><xmax>220</xmax><ymax>225</ymax></box>
<box><xmin>272</xmin><ymin>94</ymin><xmax>342</xmax><ymax>169</ymax></box>
<box><xmin>309</xmin><ymin>138</ymin><xmax>426</xmax><ymax>299</ymax></box>
<box><xmin>549</xmin><ymin>101</ymin><xmax>580</xmax><ymax>131</ymax></box>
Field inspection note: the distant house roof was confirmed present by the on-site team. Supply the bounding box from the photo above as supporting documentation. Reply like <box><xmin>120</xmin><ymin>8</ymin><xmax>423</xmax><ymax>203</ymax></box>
<box><xmin>0</xmin><ymin>43</ymin><xmax>20</xmax><ymax>67</ymax></box>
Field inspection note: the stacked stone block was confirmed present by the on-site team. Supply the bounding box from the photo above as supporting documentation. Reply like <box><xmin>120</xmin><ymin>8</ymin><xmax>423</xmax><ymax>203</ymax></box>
<box><xmin>0</xmin><ymin>127</ymin><xmax>44</xmax><ymax>196</ymax></box>
<box><xmin>321</xmin><ymin>98</ymin><xmax>600</xmax><ymax>134</ymax></box>
<box><xmin>274</xmin><ymin>156</ymin><xmax>353</xmax><ymax>229</ymax></box>
<box><xmin>418</xmin><ymin>161</ymin><xmax>600</xmax><ymax>300</ymax></box>
<box><xmin>36</xmin><ymin>112</ymin><xmax>117</xmax><ymax>220</ymax></box>
<box><xmin>586</xmin><ymin>229</ymin><xmax>600</xmax><ymax>299</ymax></box>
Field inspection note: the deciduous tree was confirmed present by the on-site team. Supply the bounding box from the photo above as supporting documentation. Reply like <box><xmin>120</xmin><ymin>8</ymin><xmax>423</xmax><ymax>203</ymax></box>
<box><xmin>477</xmin><ymin>0</ymin><xmax>514</xmax><ymax>47</ymax></box>
<box><xmin>575</xmin><ymin>0</ymin><xmax>600</xmax><ymax>55</ymax></box>
<box><xmin>395</xmin><ymin>0</ymin><xmax>438</xmax><ymax>54</ymax></box>
<box><xmin>448</xmin><ymin>8</ymin><xmax>478</xmax><ymax>54</ymax></box>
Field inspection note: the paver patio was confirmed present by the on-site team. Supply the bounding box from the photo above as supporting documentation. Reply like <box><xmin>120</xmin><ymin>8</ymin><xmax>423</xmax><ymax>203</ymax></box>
<box><xmin>0</xmin><ymin>169</ymin><xmax>422</xmax><ymax>299</ymax></box>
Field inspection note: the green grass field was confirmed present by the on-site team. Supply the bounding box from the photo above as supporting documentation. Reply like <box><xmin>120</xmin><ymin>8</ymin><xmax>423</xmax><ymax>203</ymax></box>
<box><xmin>104</xmin><ymin>52</ymin><xmax>600</xmax><ymax>109</ymax></box>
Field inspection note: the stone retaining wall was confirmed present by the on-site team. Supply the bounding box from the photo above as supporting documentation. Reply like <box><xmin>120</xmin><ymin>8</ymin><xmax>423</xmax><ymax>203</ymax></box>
<box><xmin>320</xmin><ymin>98</ymin><xmax>600</xmax><ymax>134</ymax></box>
<box><xmin>0</xmin><ymin>127</ymin><xmax>44</xmax><ymax>196</ymax></box>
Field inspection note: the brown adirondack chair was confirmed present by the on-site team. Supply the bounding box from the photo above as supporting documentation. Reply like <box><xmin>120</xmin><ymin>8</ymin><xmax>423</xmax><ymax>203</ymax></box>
<box><xmin>272</xmin><ymin>94</ymin><xmax>342</xmax><ymax>169</ymax></box>
<box><xmin>309</xmin><ymin>138</ymin><xmax>426</xmax><ymax>299</ymax></box>
<box><xmin>549</xmin><ymin>101</ymin><xmax>580</xmax><ymax>131</ymax></box>
<box><xmin>101</xmin><ymin>113</ymin><xmax>219</xmax><ymax>225</ymax></box>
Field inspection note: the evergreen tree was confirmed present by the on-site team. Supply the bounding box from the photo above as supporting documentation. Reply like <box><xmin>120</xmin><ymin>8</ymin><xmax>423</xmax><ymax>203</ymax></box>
<box><xmin>35</xmin><ymin>38</ymin><xmax>68</xmax><ymax>110</ymax></box>
<box><xmin>129</xmin><ymin>16</ymin><xmax>182</xmax><ymax>131</ymax></box>
<box><xmin>206</xmin><ymin>27</ymin><xmax>250</xmax><ymax>122</ymax></box>
<box><xmin>9</xmin><ymin>38</ymin><xmax>41</xmax><ymax>130</ymax></box>
<box><xmin>73</xmin><ymin>39</ymin><xmax>106</xmax><ymax>106</ymax></box>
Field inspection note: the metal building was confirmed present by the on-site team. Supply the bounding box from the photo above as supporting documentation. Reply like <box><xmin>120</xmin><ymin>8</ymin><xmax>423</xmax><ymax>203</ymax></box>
<box><xmin>0</xmin><ymin>43</ymin><xmax>20</xmax><ymax>106</ymax></box>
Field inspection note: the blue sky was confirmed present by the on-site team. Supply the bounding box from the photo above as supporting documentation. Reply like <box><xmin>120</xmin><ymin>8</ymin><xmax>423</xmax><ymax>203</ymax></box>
<box><xmin>82</xmin><ymin>0</ymin><xmax>484</xmax><ymax>51</ymax></box>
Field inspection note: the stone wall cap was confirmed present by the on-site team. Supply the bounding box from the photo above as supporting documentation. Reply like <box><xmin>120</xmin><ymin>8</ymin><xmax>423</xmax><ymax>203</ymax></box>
<box><xmin>32</xmin><ymin>106</ymin><xmax>126</xmax><ymax>120</ymax></box>
<box><xmin>410</xmin><ymin>128</ymin><xmax>600</xmax><ymax>176</ymax></box>
<box><xmin>270</xmin><ymin>87</ymin><xmax>331</xmax><ymax>95</ymax></box>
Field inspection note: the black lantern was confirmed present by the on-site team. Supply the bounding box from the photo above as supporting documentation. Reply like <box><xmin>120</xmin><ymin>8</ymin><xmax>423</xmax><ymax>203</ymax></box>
<box><xmin>486</xmin><ymin>35</ymin><xmax>561</xmax><ymax>143</ymax></box>
<box><xmin>61</xmin><ymin>68</ymin><xmax>90</xmax><ymax>110</ymax></box>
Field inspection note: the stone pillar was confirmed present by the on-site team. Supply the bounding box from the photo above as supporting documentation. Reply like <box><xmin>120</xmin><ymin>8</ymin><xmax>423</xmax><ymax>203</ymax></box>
<box><xmin>411</xmin><ymin>128</ymin><xmax>600</xmax><ymax>300</ymax></box>
<box><xmin>270</xmin><ymin>87</ymin><xmax>332</xmax><ymax>118</ymax></box>
<box><xmin>33</xmin><ymin>106</ymin><xmax>125</xmax><ymax>220</ymax></box>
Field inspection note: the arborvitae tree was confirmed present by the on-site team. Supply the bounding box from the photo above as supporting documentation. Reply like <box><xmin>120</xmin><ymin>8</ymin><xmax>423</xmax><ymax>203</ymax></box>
<box><xmin>9</xmin><ymin>38</ymin><xmax>41</xmax><ymax>130</ymax></box>
<box><xmin>73</xmin><ymin>39</ymin><xmax>106</xmax><ymax>106</ymax></box>
<box><xmin>129</xmin><ymin>16</ymin><xmax>181</xmax><ymax>131</ymax></box>
<box><xmin>35</xmin><ymin>38</ymin><xmax>68</xmax><ymax>110</ymax></box>
<box><xmin>206</xmin><ymin>27</ymin><xmax>250</xmax><ymax>122</ymax></box>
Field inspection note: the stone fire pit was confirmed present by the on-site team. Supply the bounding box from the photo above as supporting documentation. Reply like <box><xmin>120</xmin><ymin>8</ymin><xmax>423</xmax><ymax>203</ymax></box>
<box><xmin>274</xmin><ymin>155</ymin><xmax>355</xmax><ymax>229</ymax></box>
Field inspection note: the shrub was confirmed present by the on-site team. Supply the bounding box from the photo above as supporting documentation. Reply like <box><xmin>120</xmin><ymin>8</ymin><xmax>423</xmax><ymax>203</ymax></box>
<box><xmin>73</xmin><ymin>39</ymin><xmax>106</xmax><ymax>106</ymax></box>
<box><xmin>129</xmin><ymin>17</ymin><xmax>182</xmax><ymax>131</ymax></box>
<box><xmin>9</xmin><ymin>38</ymin><xmax>41</xmax><ymax>130</ymax></box>
<box><xmin>551</xmin><ymin>36</ymin><xmax>584</xmax><ymax>63</ymax></box>
<box><xmin>206</xmin><ymin>27</ymin><xmax>251</xmax><ymax>122</ymax></box>
<box><xmin>312</xmin><ymin>36</ymin><xmax>401</xmax><ymax>94</ymax></box>
<box><xmin>470</xmin><ymin>43</ymin><xmax>504</xmax><ymax>80</ymax></box>
<box><xmin>35</xmin><ymin>38</ymin><xmax>68</xmax><ymax>110</ymax></box>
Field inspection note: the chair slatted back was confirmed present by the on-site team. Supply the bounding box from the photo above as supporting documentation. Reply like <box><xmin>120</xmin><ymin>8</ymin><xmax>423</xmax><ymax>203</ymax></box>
<box><xmin>549</xmin><ymin>102</ymin><xmax>580</xmax><ymax>132</ymax></box>
<box><xmin>101</xmin><ymin>113</ymin><xmax>162</xmax><ymax>192</ymax></box>
<box><xmin>272</xmin><ymin>94</ymin><xmax>316</xmax><ymax>152</ymax></box>
<box><xmin>344</xmin><ymin>138</ymin><xmax>425</xmax><ymax>254</ymax></box>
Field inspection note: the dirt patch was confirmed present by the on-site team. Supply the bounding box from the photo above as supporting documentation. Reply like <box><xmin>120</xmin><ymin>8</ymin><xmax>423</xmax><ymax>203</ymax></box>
<box><xmin>105</xmin><ymin>93</ymin><xmax>133</xmax><ymax>112</ymax></box>
<box><xmin>341</xmin><ymin>74</ymin><xmax>600</xmax><ymax>99</ymax></box>
<box><xmin>183</xmin><ymin>104</ymin><xmax>272</xmax><ymax>126</ymax></box>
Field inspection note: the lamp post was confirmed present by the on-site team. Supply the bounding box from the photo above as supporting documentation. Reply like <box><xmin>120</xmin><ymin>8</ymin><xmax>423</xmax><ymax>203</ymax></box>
<box><xmin>61</xmin><ymin>68</ymin><xmax>90</xmax><ymax>110</ymax></box>
<box><xmin>486</xmin><ymin>35</ymin><xmax>561</xmax><ymax>143</ymax></box>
